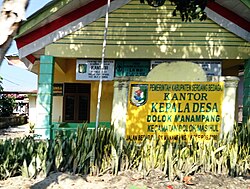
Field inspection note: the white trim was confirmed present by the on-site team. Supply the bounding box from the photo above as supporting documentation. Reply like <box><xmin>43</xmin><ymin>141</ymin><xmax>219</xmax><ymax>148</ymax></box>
<box><xmin>205</xmin><ymin>7</ymin><xmax>250</xmax><ymax>42</ymax></box>
<box><xmin>4</xmin><ymin>56</ymin><xmax>28</xmax><ymax>70</ymax></box>
<box><xmin>18</xmin><ymin>0</ymin><xmax>131</xmax><ymax>59</ymax></box>
<box><xmin>21</xmin><ymin>57</ymin><xmax>34</xmax><ymax>71</ymax></box>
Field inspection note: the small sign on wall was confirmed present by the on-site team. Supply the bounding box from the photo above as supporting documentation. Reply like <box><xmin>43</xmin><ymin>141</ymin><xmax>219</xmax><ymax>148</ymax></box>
<box><xmin>53</xmin><ymin>83</ymin><xmax>64</xmax><ymax>96</ymax></box>
<box><xmin>76</xmin><ymin>59</ymin><xmax>115</xmax><ymax>80</ymax></box>
<box><xmin>115</xmin><ymin>60</ymin><xmax>150</xmax><ymax>77</ymax></box>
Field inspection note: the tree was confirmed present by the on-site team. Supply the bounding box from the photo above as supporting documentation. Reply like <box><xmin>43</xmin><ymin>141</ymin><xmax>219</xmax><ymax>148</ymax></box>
<box><xmin>0</xmin><ymin>76</ymin><xmax>15</xmax><ymax>117</ymax></box>
<box><xmin>140</xmin><ymin>0</ymin><xmax>213</xmax><ymax>21</ymax></box>
<box><xmin>0</xmin><ymin>0</ymin><xmax>29</xmax><ymax>65</ymax></box>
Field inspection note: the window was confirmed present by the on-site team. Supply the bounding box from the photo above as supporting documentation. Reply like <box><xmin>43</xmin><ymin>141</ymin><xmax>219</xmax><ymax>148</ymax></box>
<box><xmin>63</xmin><ymin>83</ymin><xmax>90</xmax><ymax>122</ymax></box>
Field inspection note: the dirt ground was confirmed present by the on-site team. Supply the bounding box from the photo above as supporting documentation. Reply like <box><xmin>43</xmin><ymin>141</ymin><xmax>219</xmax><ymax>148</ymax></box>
<box><xmin>0</xmin><ymin>125</ymin><xmax>250</xmax><ymax>189</ymax></box>
<box><xmin>0</xmin><ymin>170</ymin><xmax>250</xmax><ymax>189</ymax></box>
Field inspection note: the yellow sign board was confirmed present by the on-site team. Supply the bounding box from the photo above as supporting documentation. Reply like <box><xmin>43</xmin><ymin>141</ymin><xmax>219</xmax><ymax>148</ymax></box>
<box><xmin>126</xmin><ymin>82</ymin><xmax>224</xmax><ymax>142</ymax></box>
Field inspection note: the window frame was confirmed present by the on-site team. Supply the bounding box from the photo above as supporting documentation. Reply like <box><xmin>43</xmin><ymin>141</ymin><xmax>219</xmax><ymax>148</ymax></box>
<box><xmin>63</xmin><ymin>83</ymin><xmax>91</xmax><ymax>123</ymax></box>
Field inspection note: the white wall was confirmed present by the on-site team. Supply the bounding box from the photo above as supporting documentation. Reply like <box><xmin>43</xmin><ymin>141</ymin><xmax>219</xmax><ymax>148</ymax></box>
<box><xmin>52</xmin><ymin>96</ymin><xmax>63</xmax><ymax>122</ymax></box>
<box><xmin>28</xmin><ymin>96</ymin><xmax>37</xmax><ymax>125</ymax></box>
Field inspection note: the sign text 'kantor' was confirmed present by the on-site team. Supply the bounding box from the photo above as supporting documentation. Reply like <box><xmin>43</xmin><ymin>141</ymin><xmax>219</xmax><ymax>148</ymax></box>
<box><xmin>126</xmin><ymin>82</ymin><xmax>224</xmax><ymax>142</ymax></box>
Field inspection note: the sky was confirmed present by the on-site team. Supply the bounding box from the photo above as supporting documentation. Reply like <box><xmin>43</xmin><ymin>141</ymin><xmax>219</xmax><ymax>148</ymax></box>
<box><xmin>0</xmin><ymin>0</ymin><xmax>51</xmax><ymax>92</ymax></box>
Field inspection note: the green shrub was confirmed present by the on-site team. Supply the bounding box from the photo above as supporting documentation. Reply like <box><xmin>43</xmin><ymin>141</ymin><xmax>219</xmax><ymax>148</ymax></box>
<box><xmin>0</xmin><ymin>124</ymin><xmax>249</xmax><ymax>180</ymax></box>
<box><xmin>0</xmin><ymin>77</ymin><xmax>15</xmax><ymax>117</ymax></box>
<box><xmin>0</xmin><ymin>94</ymin><xmax>15</xmax><ymax>117</ymax></box>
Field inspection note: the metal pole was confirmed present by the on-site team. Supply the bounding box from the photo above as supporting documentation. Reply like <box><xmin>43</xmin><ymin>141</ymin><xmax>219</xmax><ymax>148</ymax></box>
<box><xmin>95</xmin><ymin>0</ymin><xmax>110</xmax><ymax>132</ymax></box>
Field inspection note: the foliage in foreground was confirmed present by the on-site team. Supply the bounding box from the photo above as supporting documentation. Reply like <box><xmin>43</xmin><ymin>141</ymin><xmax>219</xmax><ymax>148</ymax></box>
<box><xmin>0</xmin><ymin>124</ymin><xmax>249</xmax><ymax>180</ymax></box>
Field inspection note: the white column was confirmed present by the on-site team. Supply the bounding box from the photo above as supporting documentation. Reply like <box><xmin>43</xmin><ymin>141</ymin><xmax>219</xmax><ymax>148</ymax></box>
<box><xmin>111</xmin><ymin>80</ymin><xmax>129</xmax><ymax>137</ymax></box>
<box><xmin>221</xmin><ymin>76</ymin><xmax>239</xmax><ymax>138</ymax></box>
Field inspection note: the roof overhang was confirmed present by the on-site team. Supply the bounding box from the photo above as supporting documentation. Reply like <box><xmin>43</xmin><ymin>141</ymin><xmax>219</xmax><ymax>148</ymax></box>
<box><xmin>16</xmin><ymin>0</ymin><xmax>131</xmax><ymax>70</ymax></box>
<box><xmin>15</xmin><ymin>0</ymin><xmax>250</xmax><ymax>70</ymax></box>
<box><xmin>205</xmin><ymin>0</ymin><xmax>250</xmax><ymax>43</ymax></box>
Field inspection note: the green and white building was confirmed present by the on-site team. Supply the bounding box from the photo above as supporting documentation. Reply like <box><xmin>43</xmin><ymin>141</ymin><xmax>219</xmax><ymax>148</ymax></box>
<box><xmin>13</xmin><ymin>0</ymin><xmax>249</xmax><ymax>139</ymax></box>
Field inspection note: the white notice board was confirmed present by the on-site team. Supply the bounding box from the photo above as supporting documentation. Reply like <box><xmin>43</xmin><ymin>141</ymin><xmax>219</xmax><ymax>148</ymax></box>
<box><xmin>76</xmin><ymin>59</ymin><xmax>114</xmax><ymax>80</ymax></box>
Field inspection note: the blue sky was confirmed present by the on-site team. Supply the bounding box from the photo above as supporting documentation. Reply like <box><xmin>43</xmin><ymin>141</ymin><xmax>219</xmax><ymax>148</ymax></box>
<box><xmin>0</xmin><ymin>0</ymin><xmax>51</xmax><ymax>92</ymax></box>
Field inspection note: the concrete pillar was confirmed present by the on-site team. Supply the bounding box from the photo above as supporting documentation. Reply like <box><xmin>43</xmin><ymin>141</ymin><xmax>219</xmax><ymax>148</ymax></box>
<box><xmin>28</xmin><ymin>95</ymin><xmax>37</xmax><ymax>126</ymax></box>
<box><xmin>221</xmin><ymin>76</ymin><xmax>239</xmax><ymax>138</ymax></box>
<box><xmin>111</xmin><ymin>79</ymin><xmax>129</xmax><ymax>137</ymax></box>
<box><xmin>243</xmin><ymin>59</ymin><xmax>250</xmax><ymax>126</ymax></box>
<box><xmin>35</xmin><ymin>55</ymin><xmax>54</xmax><ymax>139</ymax></box>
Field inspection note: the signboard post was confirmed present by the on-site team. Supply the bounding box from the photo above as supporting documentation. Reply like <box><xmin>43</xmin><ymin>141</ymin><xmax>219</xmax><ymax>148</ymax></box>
<box><xmin>126</xmin><ymin>81</ymin><xmax>224</xmax><ymax>142</ymax></box>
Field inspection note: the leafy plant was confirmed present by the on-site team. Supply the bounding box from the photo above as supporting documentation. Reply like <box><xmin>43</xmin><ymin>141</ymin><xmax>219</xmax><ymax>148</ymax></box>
<box><xmin>0</xmin><ymin>94</ymin><xmax>15</xmax><ymax>117</ymax></box>
<box><xmin>0</xmin><ymin>123</ymin><xmax>249</xmax><ymax>181</ymax></box>
<box><xmin>0</xmin><ymin>76</ymin><xmax>15</xmax><ymax>117</ymax></box>
<box><xmin>140</xmin><ymin>0</ymin><xmax>215</xmax><ymax>21</ymax></box>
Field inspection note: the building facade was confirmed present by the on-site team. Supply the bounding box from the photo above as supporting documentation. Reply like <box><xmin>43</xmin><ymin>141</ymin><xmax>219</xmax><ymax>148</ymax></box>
<box><xmin>14</xmin><ymin>0</ymin><xmax>250</xmax><ymax>139</ymax></box>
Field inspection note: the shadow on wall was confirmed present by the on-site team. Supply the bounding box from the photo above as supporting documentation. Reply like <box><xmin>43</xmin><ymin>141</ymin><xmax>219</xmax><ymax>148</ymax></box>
<box><xmin>146</xmin><ymin>62</ymin><xmax>207</xmax><ymax>82</ymax></box>
<box><xmin>45</xmin><ymin>1</ymin><xmax>249</xmax><ymax>60</ymax></box>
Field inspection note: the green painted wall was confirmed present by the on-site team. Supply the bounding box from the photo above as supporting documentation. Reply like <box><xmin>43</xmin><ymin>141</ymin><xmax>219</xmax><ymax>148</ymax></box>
<box><xmin>51</xmin><ymin>122</ymin><xmax>110</xmax><ymax>139</ymax></box>
<box><xmin>243</xmin><ymin>59</ymin><xmax>250</xmax><ymax>125</ymax></box>
<box><xmin>35</xmin><ymin>55</ymin><xmax>55</xmax><ymax>139</ymax></box>
<box><xmin>46</xmin><ymin>0</ymin><xmax>249</xmax><ymax>59</ymax></box>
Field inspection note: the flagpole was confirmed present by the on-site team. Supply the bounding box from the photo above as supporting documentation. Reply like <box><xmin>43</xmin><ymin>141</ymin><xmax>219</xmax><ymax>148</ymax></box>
<box><xmin>95</xmin><ymin>0</ymin><xmax>110</xmax><ymax>132</ymax></box>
